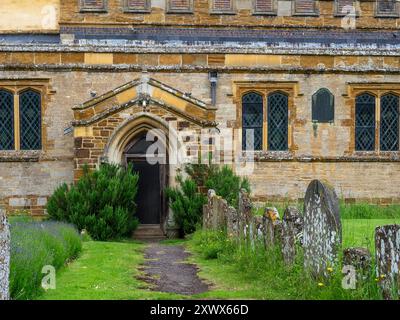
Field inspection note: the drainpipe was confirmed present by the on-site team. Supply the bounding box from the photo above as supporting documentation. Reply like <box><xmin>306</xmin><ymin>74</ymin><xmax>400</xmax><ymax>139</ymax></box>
<box><xmin>209</xmin><ymin>71</ymin><xmax>218</xmax><ymax>106</ymax></box>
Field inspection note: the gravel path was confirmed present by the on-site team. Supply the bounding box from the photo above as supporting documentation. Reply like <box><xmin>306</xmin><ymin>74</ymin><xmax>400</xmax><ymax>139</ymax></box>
<box><xmin>138</xmin><ymin>242</ymin><xmax>209</xmax><ymax>296</ymax></box>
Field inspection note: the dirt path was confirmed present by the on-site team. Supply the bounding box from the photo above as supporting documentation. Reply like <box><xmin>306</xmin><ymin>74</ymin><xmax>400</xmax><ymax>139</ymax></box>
<box><xmin>138</xmin><ymin>242</ymin><xmax>209</xmax><ymax>296</ymax></box>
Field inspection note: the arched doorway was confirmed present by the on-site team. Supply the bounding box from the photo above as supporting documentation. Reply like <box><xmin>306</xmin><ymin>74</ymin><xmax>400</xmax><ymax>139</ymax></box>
<box><xmin>123</xmin><ymin>130</ymin><xmax>168</xmax><ymax>227</ymax></box>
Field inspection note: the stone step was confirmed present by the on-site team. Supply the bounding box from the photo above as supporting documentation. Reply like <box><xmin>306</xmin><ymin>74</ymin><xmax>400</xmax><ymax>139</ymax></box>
<box><xmin>133</xmin><ymin>224</ymin><xmax>166</xmax><ymax>240</ymax></box>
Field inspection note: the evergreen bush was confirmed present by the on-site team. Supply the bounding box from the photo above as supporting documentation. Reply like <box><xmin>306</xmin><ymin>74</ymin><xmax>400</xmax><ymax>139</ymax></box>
<box><xmin>47</xmin><ymin>163</ymin><xmax>139</xmax><ymax>240</ymax></box>
<box><xmin>166</xmin><ymin>175</ymin><xmax>207</xmax><ymax>236</ymax></box>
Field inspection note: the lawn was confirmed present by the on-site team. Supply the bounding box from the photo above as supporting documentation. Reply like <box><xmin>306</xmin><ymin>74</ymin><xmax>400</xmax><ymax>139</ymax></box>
<box><xmin>189</xmin><ymin>218</ymin><xmax>400</xmax><ymax>300</ymax></box>
<box><xmin>39</xmin><ymin>241</ymin><xmax>183</xmax><ymax>300</ymax></box>
<box><xmin>38</xmin><ymin>218</ymin><xmax>398</xmax><ymax>300</ymax></box>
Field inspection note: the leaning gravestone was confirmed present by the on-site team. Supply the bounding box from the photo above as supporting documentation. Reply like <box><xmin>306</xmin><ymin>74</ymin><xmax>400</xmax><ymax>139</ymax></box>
<box><xmin>0</xmin><ymin>206</ymin><xmax>10</xmax><ymax>300</ymax></box>
<box><xmin>375</xmin><ymin>224</ymin><xmax>400</xmax><ymax>300</ymax></box>
<box><xmin>282</xmin><ymin>207</ymin><xmax>302</xmax><ymax>265</ymax></box>
<box><xmin>303</xmin><ymin>180</ymin><xmax>342</xmax><ymax>278</ymax></box>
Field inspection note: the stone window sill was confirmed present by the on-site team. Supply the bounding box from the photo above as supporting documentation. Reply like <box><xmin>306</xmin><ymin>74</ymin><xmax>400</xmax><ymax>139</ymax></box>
<box><xmin>209</xmin><ymin>11</ymin><xmax>236</xmax><ymax>15</ymax></box>
<box><xmin>0</xmin><ymin>151</ymin><xmax>43</xmax><ymax>162</ymax></box>
<box><xmin>252</xmin><ymin>11</ymin><xmax>278</xmax><ymax>16</ymax></box>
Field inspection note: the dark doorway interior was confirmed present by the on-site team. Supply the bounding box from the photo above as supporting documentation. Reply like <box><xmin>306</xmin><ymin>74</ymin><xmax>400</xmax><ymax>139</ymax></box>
<box><xmin>129</xmin><ymin>158</ymin><xmax>161</xmax><ymax>224</ymax></box>
<box><xmin>124</xmin><ymin>131</ymin><xmax>168</xmax><ymax>226</ymax></box>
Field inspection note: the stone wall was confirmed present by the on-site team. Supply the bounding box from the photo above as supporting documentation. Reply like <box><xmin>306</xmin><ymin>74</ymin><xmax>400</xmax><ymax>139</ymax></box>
<box><xmin>0</xmin><ymin>0</ymin><xmax>59</xmax><ymax>32</ymax></box>
<box><xmin>59</xmin><ymin>0</ymin><xmax>400</xmax><ymax>29</ymax></box>
<box><xmin>1</xmin><ymin>69</ymin><xmax>400</xmax><ymax>214</ymax></box>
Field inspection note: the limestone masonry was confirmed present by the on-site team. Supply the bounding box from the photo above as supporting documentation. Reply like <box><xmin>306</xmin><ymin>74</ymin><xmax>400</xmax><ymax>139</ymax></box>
<box><xmin>1</xmin><ymin>0</ymin><xmax>400</xmax><ymax>217</ymax></box>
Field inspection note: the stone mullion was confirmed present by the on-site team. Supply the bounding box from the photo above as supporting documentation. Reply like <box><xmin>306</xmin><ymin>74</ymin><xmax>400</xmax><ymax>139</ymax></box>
<box><xmin>376</xmin><ymin>91</ymin><xmax>381</xmax><ymax>152</ymax></box>
<box><xmin>13</xmin><ymin>93</ymin><xmax>20</xmax><ymax>151</ymax></box>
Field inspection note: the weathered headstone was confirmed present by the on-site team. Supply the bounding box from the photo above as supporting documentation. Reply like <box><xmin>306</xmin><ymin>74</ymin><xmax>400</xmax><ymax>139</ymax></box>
<box><xmin>0</xmin><ymin>206</ymin><xmax>10</xmax><ymax>300</ymax></box>
<box><xmin>238</xmin><ymin>189</ymin><xmax>252</xmax><ymax>243</ymax></box>
<box><xmin>303</xmin><ymin>180</ymin><xmax>342</xmax><ymax>278</ymax></box>
<box><xmin>202</xmin><ymin>189</ymin><xmax>215</xmax><ymax>229</ymax></box>
<box><xmin>343</xmin><ymin>247</ymin><xmax>372</xmax><ymax>274</ymax></box>
<box><xmin>281</xmin><ymin>207</ymin><xmax>302</xmax><ymax>265</ymax></box>
<box><xmin>375</xmin><ymin>224</ymin><xmax>400</xmax><ymax>300</ymax></box>
<box><xmin>226</xmin><ymin>206</ymin><xmax>239</xmax><ymax>239</ymax></box>
<box><xmin>263</xmin><ymin>207</ymin><xmax>280</xmax><ymax>248</ymax></box>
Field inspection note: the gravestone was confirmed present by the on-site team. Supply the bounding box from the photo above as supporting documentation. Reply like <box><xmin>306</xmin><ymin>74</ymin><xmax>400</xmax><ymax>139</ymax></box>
<box><xmin>226</xmin><ymin>206</ymin><xmax>239</xmax><ymax>239</ymax></box>
<box><xmin>238</xmin><ymin>189</ymin><xmax>252</xmax><ymax>243</ymax></box>
<box><xmin>303</xmin><ymin>180</ymin><xmax>342</xmax><ymax>278</ymax></box>
<box><xmin>375</xmin><ymin>224</ymin><xmax>400</xmax><ymax>300</ymax></box>
<box><xmin>343</xmin><ymin>247</ymin><xmax>372</xmax><ymax>274</ymax></box>
<box><xmin>0</xmin><ymin>207</ymin><xmax>10</xmax><ymax>300</ymax></box>
<box><xmin>282</xmin><ymin>207</ymin><xmax>302</xmax><ymax>265</ymax></box>
<box><xmin>263</xmin><ymin>207</ymin><xmax>280</xmax><ymax>248</ymax></box>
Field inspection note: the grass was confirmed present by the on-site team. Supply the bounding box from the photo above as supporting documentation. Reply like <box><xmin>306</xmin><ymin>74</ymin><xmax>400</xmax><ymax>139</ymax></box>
<box><xmin>39</xmin><ymin>240</ymin><xmax>183</xmax><ymax>300</ymax></box>
<box><xmin>34</xmin><ymin>213</ymin><xmax>399</xmax><ymax>300</ymax></box>
<box><xmin>187</xmin><ymin>218</ymin><xmax>400</xmax><ymax>300</ymax></box>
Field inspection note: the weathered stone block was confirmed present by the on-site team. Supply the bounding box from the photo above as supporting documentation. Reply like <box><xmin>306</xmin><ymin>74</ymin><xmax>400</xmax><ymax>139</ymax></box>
<box><xmin>343</xmin><ymin>247</ymin><xmax>372</xmax><ymax>276</ymax></box>
<box><xmin>0</xmin><ymin>207</ymin><xmax>10</xmax><ymax>300</ymax></box>
<box><xmin>375</xmin><ymin>224</ymin><xmax>400</xmax><ymax>300</ymax></box>
<box><xmin>282</xmin><ymin>206</ymin><xmax>303</xmax><ymax>265</ymax></box>
<box><xmin>303</xmin><ymin>180</ymin><xmax>342</xmax><ymax>278</ymax></box>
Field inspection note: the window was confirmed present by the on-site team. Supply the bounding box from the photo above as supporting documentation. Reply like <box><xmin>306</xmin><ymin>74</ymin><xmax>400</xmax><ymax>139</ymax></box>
<box><xmin>293</xmin><ymin>0</ymin><xmax>318</xmax><ymax>15</ymax></box>
<box><xmin>167</xmin><ymin>0</ymin><xmax>193</xmax><ymax>13</ymax></box>
<box><xmin>268</xmin><ymin>92</ymin><xmax>288</xmax><ymax>151</ymax></box>
<box><xmin>355</xmin><ymin>93</ymin><xmax>376</xmax><ymax>151</ymax></box>
<box><xmin>312</xmin><ymin>88</ymin><xmax>334</xmax><ymax>123</ymax></box>
<box><xmin>242</xmin><ymin>92</ymin><xmax>263</xmax><ymax>151</ymax></box>
<box><xmin>80</xmin><ymin>0</ymin><xmax>107</xmax><ymax>12</ymax></box>
<box><xmin>335</xmin><ymin>0</ymin><xmax>356</xmax><ymax>16</ymax></box>
<box><xmin>20</xmin><ymin>90</ymin><xmax>42</xmax><ymax>150</ymax></box>
<box><xmin>380</xmin><ymin>94</ymin><xmax>399</xmax><ymax>151</ymax></box>
<box><xmin>0</xmin><ymin>90</ymin><xmax>14</xmax><ymax>150</ymax></box>
<box><xmin>376</xmin><ymin>0</ymin><xmax>398</xmax><ymax>17</ymax></box>
<box><xmin>124</xmin><ymin>0</ymin><xmax>151</xmax><ymax>12</ymax></box>
<box><xmin>211</xmin><ymin>0</ymin><xmax>235</xmax><ymax>14</ymax></box>
<box><xmin>254</xmin><ymin>0</ymin><xmax>277</xmax><ymax>15</ymax></box>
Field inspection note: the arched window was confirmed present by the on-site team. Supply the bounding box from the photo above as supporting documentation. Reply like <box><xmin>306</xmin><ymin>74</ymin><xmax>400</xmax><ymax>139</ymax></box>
<box><xmin>242</xmin><ymin>92</ymin><xmax>263</xmax><ymax>151</ymax></box>
<box><xmin>380</xmin><ymin>93</ymin><xmax>399</xmax><ymax>151</ymax></box>
<box><xmin>268</xmin><ymin>92</ymin><xmax>288</xmax><ymax>151</ymax></box>
<box><xmin>355</xmin><ymin>93</ymin><xmax>376</xmax><ymax>151</ymax></box>
<box><xmin>0</xmin><ymin>90</ymin><xmax>14</xmax><ymax>150</ymax></box>
<box><xmin>20</xmin><ymin>90</ymin><xmax>42</xmax><ymax>150</ymax></box>
<box><xmin>312</xmin><ymin>88</ymin><xmax>334</xmax><ymax>123</ymax></box>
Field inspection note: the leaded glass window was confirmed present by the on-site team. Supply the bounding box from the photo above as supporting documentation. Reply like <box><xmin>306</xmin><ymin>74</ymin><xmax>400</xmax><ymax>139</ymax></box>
<box><xmin>20</xmin><ymin>90</ymin><xmax>41</xmax><ymax>150</ymax></box>
<box><xmin>0</xmin><ymin>90</ymin><xmax>14</xmax><ymax>150</ymax></box>
<box><xmin>312</xmin><ymin>88</ymin><xmax>334</xmax><ymax>123</ymax></box>
<box><xmin>355</xmin><ymin>93</ymin><xmax>375</xmax><ymax>151</ymax></box>
<box><xmin>268</xmin><ymin>92</ymin><xmax>288</xmax><ymax>151</ymax></box>
<box><xmin>242</xmin><ymin>92</ymin><xmax>263</xmax><ymax>151</ymax></box>
<box><xmin>380</xmin><ymin>94</ymin><xmax>399</xmax><ymax>151</ymax></box>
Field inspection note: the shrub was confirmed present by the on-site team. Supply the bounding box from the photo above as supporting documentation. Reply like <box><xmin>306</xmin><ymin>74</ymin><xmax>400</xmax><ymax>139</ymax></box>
<box><xmin>47</xmin><ymin>163</ymin><xmax>139</xmax><ymax>241</ymax></box>
<box><xmin>166</xmin><ymin>175</ymin><xmax>207</xmax><ymax>236</ymax></box>
<box><xmin>205</xmin><ymin>165</ymin><xmax>250</xmax><ymax>208</ymax></box>
<box><xmin>10</xmin><ymin>220</ymin><xmax>82</xmax><ymax>300</ymax></box>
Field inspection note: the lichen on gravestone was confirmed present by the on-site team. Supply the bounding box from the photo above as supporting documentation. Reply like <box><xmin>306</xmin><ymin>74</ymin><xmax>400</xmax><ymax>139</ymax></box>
<box><xmin>375</xmin><ymin>224</ymin><xmax>400</xmax><ymax>300</ymax></box>
<box><xmin>282</xmin><ymin>207</ymin><xmax>303</xmax><ymax>265</ymax></box>
<box><xmin>0</xmin><ymin>206</ymin><xmax>10</xmax><ymax>300</ymax></box>
<box><xmin>303</xmin><ymin>180</ymin><xmax>342</xmax><ymax>279</ymax></box>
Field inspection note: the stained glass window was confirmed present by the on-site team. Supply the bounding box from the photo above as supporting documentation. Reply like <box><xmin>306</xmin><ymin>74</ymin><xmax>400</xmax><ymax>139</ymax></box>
<box><xmin>20</xmin><ymin>90</ymin><xmax>42</xmax><ymax>150</ymax></box>
<box><xmin>312</xmin><ymin>88</ymin><xmax>334</xmax><ymax>123</ymax></box>
<box><xmin>242</xmin><ymin>92</ymin><xmax>263</xmax><ymax>151</ymax></box>
<box><xmin>355</xmin><ymin>93</ymin><xmax>375</xmax><ymax>151</ymax></box>
<box><xmin>268</xmin><ymin>92</ymin><xmax>288</xmax><ymax>151</ymax></box>
<box><xmin>380</xmin><ymin>94</ymin><xmax>399</xmax><ymax>151</ymax></box>
<box><xmin>0</xmin><ymin>90</ymin><xmax>14</xmax><ymax>150</ymax></box>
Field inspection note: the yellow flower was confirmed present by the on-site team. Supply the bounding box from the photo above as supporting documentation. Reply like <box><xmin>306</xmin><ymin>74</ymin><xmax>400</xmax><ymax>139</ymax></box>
<box><xmin>380</xmin><ymin>274</ymin><xmax>386</xmax><ymax>279</ymax></box>
<box><xmin>327</xmin><ymin>267</ymin><xmax>333</xmax><ymax>273</ymax></box>
<box><xmin>375</xmin><ymin>278</ymin><xmax>379</xmax><ymax>282</ymax></box>
<box><xmin>318</xmin><ymin>283</ymin><xmax>324</xmax><ymax>287</ymax></box>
